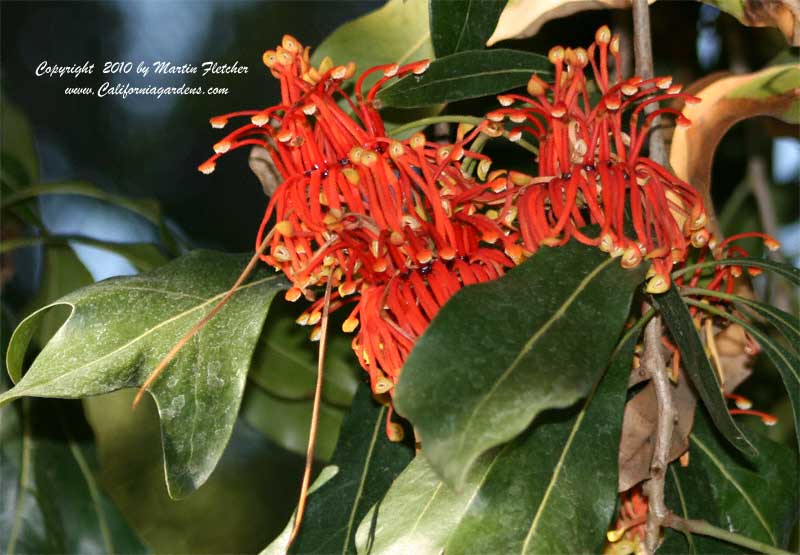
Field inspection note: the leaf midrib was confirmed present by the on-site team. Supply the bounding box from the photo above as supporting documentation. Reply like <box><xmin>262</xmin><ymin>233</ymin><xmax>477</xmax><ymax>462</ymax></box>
<box><xmin>10</xmin><ymin>275</ymin><xmax>279</xmax><ymax>395</ymax></box>
<box><xmin>455</xmin><ymin>257</ymin><xmax>615</xmax><ymax>463</ymax></box>
<box><xmin>690</xmin><ymin>433</ymin><xmax>776</xmax><ymax>545</ymax></box>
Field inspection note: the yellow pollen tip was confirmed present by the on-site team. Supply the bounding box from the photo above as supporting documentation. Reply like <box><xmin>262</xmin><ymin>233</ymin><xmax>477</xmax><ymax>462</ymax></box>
<box><xmin>213</xmin><ymin>140</ymin><xmax>231</xmax><ymax>154</ymax></box>
<box><xmin>386</xmin><ymin>422</ymin><xmax>404</xmax><ymax>442</ymax></box>
<box><xmin>607</xmin><ymin>528</ymin><xmax>626</xmax><ymax>543</ymax></box>
<box><xmin>548</xmin><ymin>46</ymin><xmax>564</xmax><ymax>64</ymax></box>
<box><xmin>477</xmin><ymin>159</ymin><xmax>492</xmax><ymax>181</ymax></box>
<box><xmin>262</xmin><ymin>50</ymin><xmax>278</xmax><ymax>68</ymax></box>
<box><xmin>277</xmin><ymin>129</ymin><xmax>293</xmax><ymax>142</ymax></box>
<box><xmin>412</xmin><ymin>60</ymin><xmax>430</xmax><ymax>75</ymax></box>
<box><xmin>646</xmin><ymin>274</ymin><xmax>671</xmax><ymax>294</ymax></box>
<box><xmin>440</xmin><ymin>246</ymin><xmax>456</xmax><ymax>260</ymax></box>
<box><xmin>275</xmin><ymin>220</ymin><xmax>294</xmax><ymax>237</ymax></box>
<box><xmin>610</xmin><ymin>35</ymin><xmax>620</xmax><ymax>54</ymax></box>
<box><xmin>302</xmin><ymin>103</ymin><xmax>317</xmax><ymax>116</ymax></box>
<box><xmin>285</xmin><ymin>287</ymin><xmax>303</xmax><ymax>302</ymax></box>
<box><xmin>374</xmin><ymin>376</ymin><xmax>394</xmax><ymax>394</ymax></box>
<box><xmin>527</xmin><ymin>76</ymin><xmax>546</xmax><ymax>96</ymax></box>
<box><xmin>309</xmin><ymin>325</ymin><xmax>322</xmax><ymax>342</ymax></box>
<box><xmin>596</xmin><ymin>25</ymin><xmax>611</xmax><ymax>44</ymax></box>
<box><xmin>282</xmin><ymin>35</ymin><xmax>300</xmax><ymax>53</ymax></box>
<box><xmin>332</xmin><ymin>65</ymin><xmax>347</xmax><ymax>80</ymax></box>
<box><xmin>342</xmin><ymin>168</ymin><xmax>360</xmax><ymax>185</ymax></box>
<box><xmin>498</xmin><ymin>95</ymin><xmax>513</xmax><ymax>107</ymax></box>
<box><xmin>409</xmin><ymin>132</ymin><xmax>426</xmax><ymax>150</ymax></box>
<box><xmin>318</xmin><ymin>56</ymin><xmax>334</xmax><ymax>74</ymax></box>
<box><xmin>383</xmin><ymin>64</ymin><xmax>399</xmax><ymax>78</ymax></box>
<box><xmin>656</xmin><ymin>76</ymin><xmax>673</xmax><ymax>89</ymax></box>
<box><xmin>389</xmin><ymin>141</ymin><xmax>405</xmax><ymax>158</ymax></box>
<box><xmin>251</xmin><ymin>112</ymin><xmax>269</xmax><ymax>127</ymax></box>
<box><xmin>210</xmin><ymin>117</ymin><xmax>227</xmax><ymax>129</ymax></box>
<box><xmin>198</xmin><ymin>161</ymin><xmax>216</xmax><ymax>175</ymax></box>
<box><xmin>307</xmin><ymin>311</ymin><xmax>322</xmax><ymax>325</ymax></box>
<box><xmin>342</xmin><ymin>316</ymin><xmax>359</xmax><ymax>333</ymax></box>
<box><xmin>487</xmin><ymin>111</ymin><xmax>505</xmax><ymax>123</ymax></box>
<box><xmin>416</xmin><ymin>249</ymin><xmax>433</xmax><ymax>264</ymax></box>
<box><xmin>295</xmin><ymin>313</ymin><xmax>310</xmax><ymax>326</ymax></box>
<box><xmin>765</xmin><ymin>238</ymin><xmax>781</xmax><ymax>251</ymax></box>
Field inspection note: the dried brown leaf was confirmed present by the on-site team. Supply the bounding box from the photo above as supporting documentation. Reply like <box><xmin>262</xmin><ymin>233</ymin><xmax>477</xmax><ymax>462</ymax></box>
<box><xmin>249</xmin><ymin>146</ymin><xmax>281</xmax><ymax>197</ymax></box>
<box><xmin>707</xmin><ymin>0</ymin><xmax>800</xmax><ymax>45</ymax></box>
<box><xmin>485</xmin><ymin>0</ymin><xmax>656</xmax><ymax>46</ymax></box>
<box><xmin>669</xmin><ymin>64</ymin><xmax>800</xmax><ymax>229</ymax></box>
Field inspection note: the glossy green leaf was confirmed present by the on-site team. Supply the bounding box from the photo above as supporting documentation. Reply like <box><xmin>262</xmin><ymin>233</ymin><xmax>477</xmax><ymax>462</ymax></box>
<box><xmin>653</xmin><ymin>287</ymin><xmax>756</xmax><ymax>456</ymax></box>
<box><xmin>1</xmin><ymin>235</ymin><xmax>169</xmax><ymax>273</ymax></box>
<box><xmin>1</xmin><ymin>182</ymin><xmax>182</xmax><ymax>255</ymax></box>
<box><xmin>356</xmin><ymin>337</ymin><xmax>636</xmax><ymax>554</ymax></box>
<box><xmin>672</xmin><ymin>257</ymin><xmax>800</xmax><ymax>286</ymax></box>
<box><xmin>684</xmin><ymin>298</ymin><xmax>800</xmax><ymax>457</ymax></box>
<box><xmin>1</xmin><ymin>250</ymin><xmax>288</xmax><ymax>497</ymax></box>
<box><xmin>264</xmin><ymin>385</ymin><xmax>415</xmax><ymax>554</ymax></box>
<box><xmin>311</xmin><ymin>0</ymin><xmax>433</xmax><ymax>78</ymax></box>
<box><xmin>395</xmin><ymin>241</ymin><xmax>645</xmax><ymax>489</ymax></box>
<box><xmin>662</xmin><ymin>408</ymin><xmax>798</xmax><ymax>553</ymax></box>
<box><xmin>1</xmin><ymin>394</ymin><xmax>147</xmax><ymax>554</ymax></box>
<box><xmin>84</xmin><ymin>390</ymin><xmax>304</xmax><ymax>554</ymax></box>
<box><xmin>24</xmin><ymin>245</ymin><xmax>94</xmax><ymax>347</ymax></box>
<box><xmin>429</xmin><ymin>0</ymin><xmax>505</xmax><ymax>56</ymax></box>
<box><xmin>378</xmin><ymin>49</ymin><xmax>551</xmax><ymax>108</ymax></box>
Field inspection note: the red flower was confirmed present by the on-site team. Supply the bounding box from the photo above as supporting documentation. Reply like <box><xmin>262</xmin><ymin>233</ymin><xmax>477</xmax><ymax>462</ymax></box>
<box><xmin>484</xmin><ymin>26</ymin><xmax>709</xmax><ymax>294</ymax></box>
<box><xmin>200</xmin><ymin>36</ymin><xmax>517</xmax><ymax>426</ymax></box>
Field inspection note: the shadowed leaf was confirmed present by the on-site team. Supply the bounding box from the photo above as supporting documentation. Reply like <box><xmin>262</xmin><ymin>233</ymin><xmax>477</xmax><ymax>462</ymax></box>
<box><xmin>395</xmin><ymin>241</ymin><xmax>645</xmax><ymax>489</ymax></box>
<box><xmin>429</xmin><ymin>0</ymin><xmax>505</xmax><ymax>56</ymax></box>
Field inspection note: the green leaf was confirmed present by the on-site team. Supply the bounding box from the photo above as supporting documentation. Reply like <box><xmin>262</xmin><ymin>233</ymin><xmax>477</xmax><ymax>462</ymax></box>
<box><xmin>653</xmin><ymin>287</ymin><xmax>756</xmax><ymax>456</ymax></box>
<box><xmin>240</xmin><ymin>386</ymin><xmax>345</xmax><ymax>461</ymax></box>
<box><xmin>265</xmin><ymin>385</ymin><xmax>415</xmax><ymax>554</ymax></box>
<box><xmin>0</xmin><ymin>395</ymin><xmax>147</xmax><ymax>554</ymax></box>
<box><xmin>311</xmin><ymin>0</ymin><xmax>433</xmax><ymax>77</ymax></box>
<box><xmin>429</xmin><ymin>0</ymin><xmax>505</xmax><ymax>56</ymax></box>
<box><xmin>395</xmin><ymin>241</ymin><xmax>645</xmax><ymax>489</ymax></box>
<box><xmin>672</xmin><ymin>257</ymin><xmax>800</xmax><ymax>286</ymax></box>
<box><xmin>1</xmin><ymin>250</ymin><xmax>288</xmax><ymax>497</ymax></box>
<box><xmin>683</xmin><ymin>298</ymin><xmax>800</xmax><ymax>457</ymax></box>
<box><xmin>1</xmin><ymin>182</ymin><xmax>182</xmax><ymax>255</ymax></box>
<box><xmin>0</xmin><ymin>96</ymin><xmax>38</xmax><ymax>185</ymax></box>
<box><xmin>24</xmin><ymin>245</ymin><xmax>94</xmax><ymax>347</ymax></box>
<box><xmin>242</xmin><ymin>300</ymin><xmax>360</xmax><ymax>460</ymax></box>
<box><xmin>84</xmin><ymin>390</ymin><xmax>305</xmax><ymax>554</ymax></box>
<box><xmin>663</xmin><ymin>408</ymin><xmax>799</xmax><ymax>553</ymax></box>
<box><xmin>356</xmin><ymin>337</ymin><xmax>636</xmax><ymax>554</ymax></box>
<box><xmin>1</xmin><ymin>235</ymin><xmax>169</xmax><ymax>273</ymax></box>
<box><xmin>248</xmin><ymin>299</ymin><xmax>359</xmax><ymax>408</ymax></box>
<box><xmin>378</xmin><ymin>49</ymin><xmax>551</xmax><ymax>108</ymax></box>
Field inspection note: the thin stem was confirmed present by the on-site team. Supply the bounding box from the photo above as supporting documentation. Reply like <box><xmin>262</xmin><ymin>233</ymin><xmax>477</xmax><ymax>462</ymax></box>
<box><xmin>288</xmin><ymin>276</ymin><xmax>334</xmax><ymax>548</ymax></box>
<box><xmin>664</xmin><ymin>514</ymin><xmax>794</xmax><ymax>555</ymax></box>
<box><xmin>632</xmin><ymin>0</ymin><xmax>667</xmax><ymax>165</ymax></box>
<box><xmin>389</xmin><ymin>115</ymin><xmax>539</xmax><ymax>155</ymax></box>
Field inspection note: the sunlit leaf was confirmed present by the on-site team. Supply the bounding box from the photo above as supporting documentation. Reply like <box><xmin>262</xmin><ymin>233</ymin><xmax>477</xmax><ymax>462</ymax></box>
<box><xmin>395</xmin><ymin>241</ymin><xmax>645</xmax><ymax>489</ymax></box>
<box><xmin>356</xmin><ymin>338</ymin><xmax>635</xmax><ymax>554</ymax></box>
<box><xmin>311</xmin><ymin>0</ymin><xmax>432</xmax><ymax>81</ymax></box>
<box><xmin>704</xmin><ymin>0</ymin><xmax>799</xmax><ymax>45</ymax></box>
<box><xmin>1</xmin><ymin>250</ymin><xmax>288</xmax><ymax>497</ymax></box>
<box><xmin>429</xmin><ymin>0</ymin><xmax>505</xmax><ymax>56</ymax></box>
<box><xmin>378</xmin><ymin>49</ymin><xmax>551</xmax><ymax>108</ymax></box>
<box><xmin>485</xmin><ymin>0</ymin><xmax>656</xmax><ymax>46</ymax></box>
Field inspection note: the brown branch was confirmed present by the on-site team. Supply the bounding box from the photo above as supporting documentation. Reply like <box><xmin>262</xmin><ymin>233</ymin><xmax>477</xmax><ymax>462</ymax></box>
<box><xmin>663</xmin><ymin>513</ymin><xmax>794</xmax><ymax>555</ymax></box>
<box><xmin>633</xmin><ymin>1</ymin><xmax>675</xmax><ymax>552</ymax></box>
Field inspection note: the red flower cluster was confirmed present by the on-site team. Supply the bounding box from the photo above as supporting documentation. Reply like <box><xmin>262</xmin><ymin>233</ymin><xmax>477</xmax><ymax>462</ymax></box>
<box><xmin>485</xmin><ymin>26</ymin><xmax>709</xmax><ymax>294</ymax></box>
<box><xmin>200</xmin><ymin>29</ymin><xmax>780</xmax><ymax>440</ymax></box>
<box><xmin>199</xmin><ymin>36</ymin><xmax>518</xmax><ymax>436</ymax></box>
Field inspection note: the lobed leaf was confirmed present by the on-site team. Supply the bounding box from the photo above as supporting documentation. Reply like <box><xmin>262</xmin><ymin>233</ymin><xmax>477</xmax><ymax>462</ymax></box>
<box><xmin>1</xmin><ymin>250</ymin><xmax>288</xmax><ymax>497</ymax></box>
<box><xmin>394</xmin><ymin>241</ymin><xmax>645</xmax><ymax>489</ymax></box>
